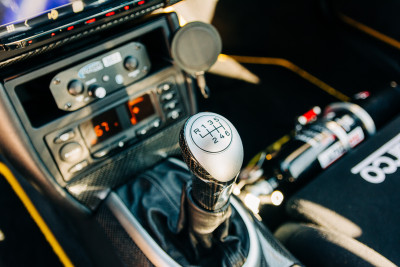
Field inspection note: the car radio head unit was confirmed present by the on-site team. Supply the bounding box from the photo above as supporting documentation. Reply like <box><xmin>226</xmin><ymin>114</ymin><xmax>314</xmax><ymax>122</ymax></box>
<box><xmin>3</xmin><ymin>13</ymin><xmax>190</xmax><ymax>188</ymax></box>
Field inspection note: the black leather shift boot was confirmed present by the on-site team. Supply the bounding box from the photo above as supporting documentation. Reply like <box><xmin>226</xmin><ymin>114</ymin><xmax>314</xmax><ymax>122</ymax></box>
<box><xmin>116</xmin><ymin>159</ymin><xmax>249</xmax><ymax>266</ymax></box>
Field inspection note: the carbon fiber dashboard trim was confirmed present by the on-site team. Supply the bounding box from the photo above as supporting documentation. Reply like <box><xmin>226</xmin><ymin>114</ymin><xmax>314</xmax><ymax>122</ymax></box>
<box><xmin>96</xmin><ymin>201</ymin><xmax>154</xmax><ymax>267</ymax></box>
<box><xmin>67</xmin><ymin>118</ymin><xmax>186</xmax><ymax>210</ymax></box>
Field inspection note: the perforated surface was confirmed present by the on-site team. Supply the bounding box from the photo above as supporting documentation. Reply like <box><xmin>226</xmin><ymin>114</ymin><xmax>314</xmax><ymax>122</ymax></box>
<box><xmin>171</xmin><ymin>21</ymin><xmax>222</xmax><ymax>74</ymax></box>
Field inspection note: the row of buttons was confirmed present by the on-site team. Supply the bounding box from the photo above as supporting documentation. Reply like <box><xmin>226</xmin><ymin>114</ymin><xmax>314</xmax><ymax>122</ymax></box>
<box><xmin>48</xmin><ymin>78</ymin><xmax>184</xmax><ymax>181</ymax></box>
<box><xmin>91</xmin><ymin>137</ymin><xmax>128</xmax><ymax>160</ymax></box>
<box><xmin>50</xmin><ymin>129</ymin><xmax>90</xmax><ymax>178</ymax></box>
<box><xmin>157</xmin><ymin>82</ymin><xmax>182</xmax><ymax>122</ymax></box>
<box><xmin>136</xmin><ymin>119</ymin><xmax>161</xmax><ymax>137</ymax></box>
<box><xmin>52</xmin><ymin>128</ymin><xmax>127</xmax><ymax>175</ymax></box>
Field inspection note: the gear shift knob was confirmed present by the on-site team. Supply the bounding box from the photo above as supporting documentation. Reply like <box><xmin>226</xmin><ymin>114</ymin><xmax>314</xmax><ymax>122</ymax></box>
<box><xmin>179</xmin><ymin>112</ymin><xmax>244</xmax><ymax>210</ymax></box>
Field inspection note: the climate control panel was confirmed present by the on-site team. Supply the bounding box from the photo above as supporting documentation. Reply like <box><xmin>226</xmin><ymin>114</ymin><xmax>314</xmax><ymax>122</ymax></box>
<box><xmin>45</xmin><ymin>74</ymin><xmax>185</xmax><ymax>182</ymax></box>
<box><xmin>49</xmin><ymin>42</ymin><xmax>151</xmax><ymax>111</ymax></box>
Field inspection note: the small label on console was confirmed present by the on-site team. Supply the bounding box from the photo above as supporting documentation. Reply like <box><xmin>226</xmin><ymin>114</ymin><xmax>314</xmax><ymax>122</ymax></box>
<box><xmin>102</xmin><ymin>52</ymin><xmax>122</xmax><ymax>67</ymax></box>
<box><xmin>78</xmin><ymin>61</ymin><xmax>104</xmax><ymax>78</ymax></box>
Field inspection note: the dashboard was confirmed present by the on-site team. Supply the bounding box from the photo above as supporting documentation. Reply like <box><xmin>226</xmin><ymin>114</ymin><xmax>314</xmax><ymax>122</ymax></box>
<box><xmin>0</xmin><ymin>1</ymin><xmax>192</xmax><ymax>210</ymax></box>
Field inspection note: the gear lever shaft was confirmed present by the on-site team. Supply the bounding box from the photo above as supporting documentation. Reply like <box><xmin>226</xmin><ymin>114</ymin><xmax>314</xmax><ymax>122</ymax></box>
<box><xmin>179</xmin><ymin>112</ymin><xmax>244</xmax><ymax>211</ymax></box>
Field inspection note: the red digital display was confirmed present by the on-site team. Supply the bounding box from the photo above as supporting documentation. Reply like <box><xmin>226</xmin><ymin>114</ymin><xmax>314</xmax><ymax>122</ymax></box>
<box><xmin>80</xmin><ymin>94</ymin><xmax>156</xmax><ymax>148</ymax></box>
<box><xmin>80</xmin><ymin>109</ymin><xmax>122</xmax><ymax>147</ymax></box>
<box><xmin>126</xmin><ymin>94</ymin><xmax>155</xmax><ymax>126</ymax></box>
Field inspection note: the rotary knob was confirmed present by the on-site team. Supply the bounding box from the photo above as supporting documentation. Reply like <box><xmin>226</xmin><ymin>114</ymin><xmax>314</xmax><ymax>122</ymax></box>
<box><xmin>88</xmin><ymin>85</ymin><xmax>107</xmax><ymax>99</ymax></box>
<box><xmin>124</xmin><ymin>56</ymin><xmax>139</xmax><ymax>71</ymax></box>
<box><xmin>67</xmin><ymin>80</ymin><xmax>84</xmax><ymax>96</ymax></box>
<box><xmin>59</xmin><ymin>142</ymin><xmax>83</xmax><ymax>162</ymax></box>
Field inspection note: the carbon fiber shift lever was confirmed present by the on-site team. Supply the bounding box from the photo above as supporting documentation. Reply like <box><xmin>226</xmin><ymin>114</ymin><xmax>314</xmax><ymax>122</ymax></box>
<box><xmin>179</xmin><ymin>112</ymin><xmax>244</xmax><ymax>211</ymax></box>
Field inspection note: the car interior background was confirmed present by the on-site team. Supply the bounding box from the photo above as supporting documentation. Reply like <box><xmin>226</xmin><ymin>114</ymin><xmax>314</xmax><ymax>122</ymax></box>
<box><xmin>0</xmin><ymin>0</ymin><xmax>400</xmax><ymax>266</ymax></box>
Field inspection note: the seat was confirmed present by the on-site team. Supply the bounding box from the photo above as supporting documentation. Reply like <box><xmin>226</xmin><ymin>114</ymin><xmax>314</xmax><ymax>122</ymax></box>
<box><xmin>275</xmin><ymin>115</ymin><xmax>400</xmax><ymax>266</ymax></box>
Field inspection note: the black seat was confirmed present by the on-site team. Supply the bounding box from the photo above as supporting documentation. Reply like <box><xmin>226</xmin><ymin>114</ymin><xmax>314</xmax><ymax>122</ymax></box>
<box><xmin>275</xmin><ymin>116</ymin><xmax>400</xmax><ymax>266</ymax></box>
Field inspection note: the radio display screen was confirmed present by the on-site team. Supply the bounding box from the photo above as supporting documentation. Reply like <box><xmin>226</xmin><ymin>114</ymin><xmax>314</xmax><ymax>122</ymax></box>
<box><xmin>80</xmin><ymin>108</ymin><xmax>122</xmax><ymax>147</ymax></box>
<box><xmin>126</xmin><ymin>93</ymin><xmax>155</xmax><ymax>126</ymax></box>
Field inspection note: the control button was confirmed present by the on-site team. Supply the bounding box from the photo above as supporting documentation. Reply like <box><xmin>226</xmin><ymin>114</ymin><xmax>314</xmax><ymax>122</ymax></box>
<box><xmin>161</xmin><ymin>92</ymin><xmax>175</xmax><ymax>102</ymax></box>
<box><xmin>115</xmin><ymin>74</ymin><xmax>124</xmax><ymax>84</ymax></box>
<box><xmin>88</xmin><ymin>85</ymin><xmax>107</xmax><ymax>99</ymax></box>
<box><xmin>136</xmin><ymin>127</ymin><xmax>149</xmax><ymax>136</ymax></box>
<box><xmin>111</xmin><ymin>136</ymin><xmax>128</xmax><ymax>149</ymax></box>
<box><xmin>92</xmin><ymin>146</ymin><xmax>111</xmax><ymax>159</ymax></box>
<box><xmin>124</xmin><ymin>56</ymin><xmax>139</xmax><ymax>71</ymax></box>
<box><xmin>163</xmin><ymin>100</ymin><xmax>178</xmax><ymax>111</ymax></box>
<box><xmin>68</xmin><ymin>160</ymin><xmax>89</xmax><ymax>174</ymax></box>
<box><xmin>68</xmin><ymin>80</ymin><xmax>84</xmax><ymax>96</ymax></box>
<box><xmin>54</xmin><ymin>130</ymin><xmax>75</xmax><ymax>144</ymax></box>
<box><xmin>60</xmin><ymin>142</ymin><xmax>83</xmax><ymax>162</ymax></box>
<box><xmin>152</xmin><ymin>119</ymin><xmax>161</xmax><ymax>128</ymax></box>
<box><xmin>102</xmin><ymin>75</ymin><xmax>110</xmax><ymax>82</ymax></box>
<box><xmin>167</xmin><ymin>109</ymin><xmax>181</xmax><ymax>120</ymax></box>
<box><xmin>136</xmin><ymin>119</ymin><xmax>161</xmax><ymax>137</ymax></box>
<box><xmin>157</xmin><ymin>83</ymin><xmax>172</xmax><ymax>94</ymax></box>
<box><xmin>117</xmin><ymin>140</ymin><xmax>125</xmax><ymax>148</ymax></box>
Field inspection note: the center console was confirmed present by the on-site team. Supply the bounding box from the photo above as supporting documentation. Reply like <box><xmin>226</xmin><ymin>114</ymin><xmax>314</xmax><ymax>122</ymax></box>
<box><xmin>0</xmin><ymin>4</ymin><xmax>301</xmax><ymax>266</ymax></box>
<box><xmin>1</xmin><ymin>12</ymin><xmax>194</xmax><ymax>209</ymax></box>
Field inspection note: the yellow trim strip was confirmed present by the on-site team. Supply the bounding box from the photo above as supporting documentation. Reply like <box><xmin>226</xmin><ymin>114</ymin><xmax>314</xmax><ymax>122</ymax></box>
<box><xmin>339</xmin><ymin>14</ymin><xmax>400</xmax><ymax>51</ymax></box>
<box><xmin>228</xmin><ymin>55</ymin><xmax>350</xmax><ymax>102</ymax></box>
<box><xmin>0</xmin><ymin>162</ymin><xmax>74</xmax><ymax>267</ymax></box>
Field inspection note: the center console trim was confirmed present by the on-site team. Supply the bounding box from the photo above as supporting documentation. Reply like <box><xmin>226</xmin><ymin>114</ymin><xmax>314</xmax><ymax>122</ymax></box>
<box><xmin>106</xmin><ymin>159</ymin><xmax>261</xmax><ymax>266</ymax></box>
<box><xmin>107</xmin><ymin>192</ymin><xmax>180</xmax><ymax>267</ymax></box>
<box><xmin>3</xmin><ymin>14</ymin><xmax>181</xmax><ymax>187</ymax></box>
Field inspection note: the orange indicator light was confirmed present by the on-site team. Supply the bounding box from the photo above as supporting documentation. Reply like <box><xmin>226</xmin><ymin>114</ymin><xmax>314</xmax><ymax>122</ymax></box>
<box><xmin>133</xmin><ymin>107</ymin><xmax>140</xmax><ymax>114</ymax></box>
<box><xmin>128</xmin><ymin>97</ymin><xmax>144</xmax><ymax>125</ymax></box>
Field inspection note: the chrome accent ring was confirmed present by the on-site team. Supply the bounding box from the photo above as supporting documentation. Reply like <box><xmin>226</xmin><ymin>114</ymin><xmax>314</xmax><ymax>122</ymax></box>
<box><xmin>325</xmin><ymin>120</ymin><xmax>351</xmax><ymax>151</ymax></box>
<box><xmin>325</xmin><ymin>102</ymin><xmax>376</xmax><ymax>135</ymax></box>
